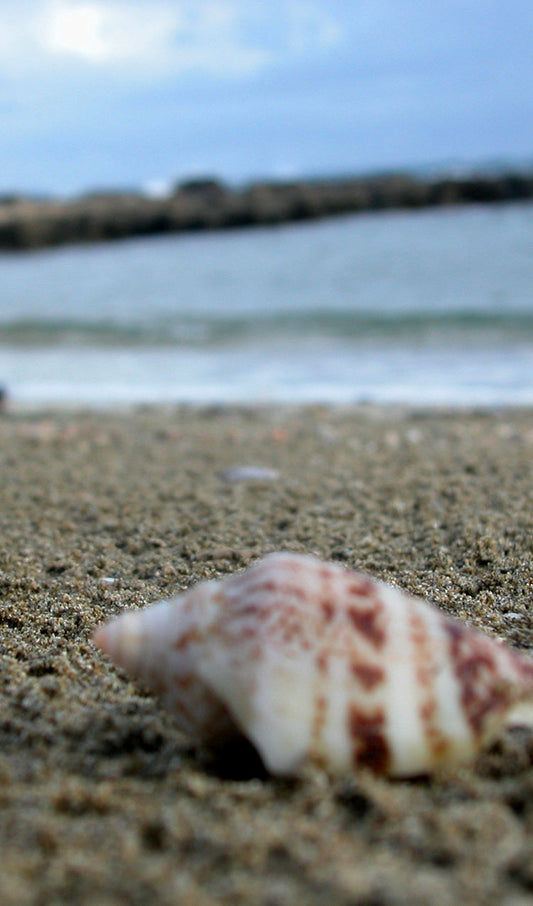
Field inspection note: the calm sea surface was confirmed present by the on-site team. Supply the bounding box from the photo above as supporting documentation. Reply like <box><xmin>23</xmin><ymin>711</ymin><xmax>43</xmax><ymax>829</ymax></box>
<box><xmin>1</xmin><ymin>203</ymin><xmax>533</xmax><ymax>406</ymax></box>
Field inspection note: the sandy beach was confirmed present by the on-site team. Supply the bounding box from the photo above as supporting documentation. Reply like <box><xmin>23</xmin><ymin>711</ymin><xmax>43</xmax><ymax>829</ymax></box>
<box><xmin>1</xmin><ymin>403</ymin><xmax>532</xmax><ymax>906</ymax></box>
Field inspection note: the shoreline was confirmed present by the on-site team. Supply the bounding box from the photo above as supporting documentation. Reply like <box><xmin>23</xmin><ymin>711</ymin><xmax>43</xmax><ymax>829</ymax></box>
<box><xmin>1</xmin><ymin>403</ymin><xmax>532</xmax><ymax>905</ymax></box>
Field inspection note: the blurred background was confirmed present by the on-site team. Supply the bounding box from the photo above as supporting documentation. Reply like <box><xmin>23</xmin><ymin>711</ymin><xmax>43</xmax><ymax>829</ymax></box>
<box><xmin>0</xmin><ymin>0</ymin><xmax>532</xmax><ymax>407</ymax></box>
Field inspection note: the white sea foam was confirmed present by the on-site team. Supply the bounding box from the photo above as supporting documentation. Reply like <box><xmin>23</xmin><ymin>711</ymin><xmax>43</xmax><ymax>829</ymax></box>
<box><xmin>1</xmin><ymin>204</ymin><xmax>533</xmax><ymax>406</ymax></box>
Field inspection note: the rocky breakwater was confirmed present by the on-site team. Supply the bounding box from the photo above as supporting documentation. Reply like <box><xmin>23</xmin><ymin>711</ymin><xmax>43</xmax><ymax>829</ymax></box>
<box><xmin>1</xmin><ymin>170</ymin><xmax>532</xmax><ymax>251</ymax></box>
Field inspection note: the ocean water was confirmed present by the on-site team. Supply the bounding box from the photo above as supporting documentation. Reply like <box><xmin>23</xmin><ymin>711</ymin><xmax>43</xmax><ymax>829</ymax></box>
<box><xmin>1</xmin><ymin>202</ymin><xmax>533</xmax><ymax>407</ymax></box>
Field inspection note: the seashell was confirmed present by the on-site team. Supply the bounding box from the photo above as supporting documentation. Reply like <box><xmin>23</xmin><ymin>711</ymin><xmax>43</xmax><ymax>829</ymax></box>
<box><xmin>92</xmin><ymin>552</ymin><xmax>533</xmax><ymax>777</ymax></box>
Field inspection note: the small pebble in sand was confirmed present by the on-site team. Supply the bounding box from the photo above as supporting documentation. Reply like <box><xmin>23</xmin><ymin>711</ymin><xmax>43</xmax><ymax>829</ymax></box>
<box><xmin>92</xmin><ymin>552</ymin><xmax>533</xmax><ymax>778</ymax></box>
<box><xmin>218</xmin><ymin>466</ymin><xmax>280</xmax><ymax>483</ymax></box>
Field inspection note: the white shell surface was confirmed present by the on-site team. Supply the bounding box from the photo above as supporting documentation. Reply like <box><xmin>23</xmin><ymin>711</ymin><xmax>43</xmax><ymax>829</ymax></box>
<box><xmin>92</xmin><ymin>552</ymin><xmax>533</xmax><ymax>777</ymax></box>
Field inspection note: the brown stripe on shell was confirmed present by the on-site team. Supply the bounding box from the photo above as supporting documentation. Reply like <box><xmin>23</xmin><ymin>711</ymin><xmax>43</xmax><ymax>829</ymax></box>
<box><xmin>407</xmin><ymin>602</ymin><xmax>451</xmax><ymax>762</ymax></box>
<box><xmin>443</xmin><ymin>620</ymin><xmax>516</xmax><ymax>737</ymax></box>
<box><xmin>311</xmin><ymin>638</ymin><xmax>330</xmax><ymax>757</ymax></box>
<box><xmin>275</xmin><ymin>608</ymin><xmax>313</xmax><ymax>647</ymax></box>
<box><xmin>223</xmin><ymin>569</ymin><xmax>327</xmax><ymax>650</ymax></box>
<box><xmin>312</xmin><ymin>692</ymin><xmax>329</xmax><ymax>747</ymax></box>
<box><xmin>318</xmin><ymin>564</ymin><xmax>336</xmax><ymax>583</ymax></box>
<box><xmin>316</xmin><ymin>650</ymin><xmax>328</xmax><ymax>674</ymax></box>
<box><xmin>346</xmin><ymin>576</ymin><xmax>376</xmax><ymax>598</ymax></box>
<box><xmin>230</xmin><ymin>577</ymin><xmax>308</xmax><ymax>610</ymax></box>
<box><xmin>173</xmin><ymin>627</ymin><xmax>203</xmax><ymax>651</ymax></box>
<box><xmin>348</xmin><ymin>704</ymin><xmax>390</xmax><ymax>774</ymax></box>
<box><xmin>345</xmin><ymin>603</ymin><xmax>386</xmax><ymax>649</ymax></box>
<box><xmin>350</xmin><ymin>661</ymin><xmax>385</xmax><ymax>692</ymax></box>
<box><xmin>232</xmin><ymin>578</ymin><xmax>278</xmax><ymax>599</ymax></box>
<box><xmin>341</xmin><ymin>574</ymin><xmax>387</xmax><ymax>648</ymax></box>
<box><xmin>316</xmin><ymin>564</ymin><xmax>340</xmax><ymax>626</ymax></box>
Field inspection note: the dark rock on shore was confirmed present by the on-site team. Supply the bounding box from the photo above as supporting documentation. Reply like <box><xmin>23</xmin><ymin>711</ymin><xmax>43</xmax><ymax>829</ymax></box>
<box><xmin>1</xmin><ymin>169</ymin><xmax>532</xmax><ymax>251</ymax></box>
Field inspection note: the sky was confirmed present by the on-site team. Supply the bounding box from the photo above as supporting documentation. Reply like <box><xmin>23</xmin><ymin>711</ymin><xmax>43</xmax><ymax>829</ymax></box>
<box><xmin>0</xmin><ymin>0</ymin><xmax>532</xmax><ymax>197</ymax></box>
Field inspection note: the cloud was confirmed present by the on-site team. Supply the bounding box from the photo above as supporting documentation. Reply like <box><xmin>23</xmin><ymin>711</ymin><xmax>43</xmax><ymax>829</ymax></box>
<box><xmin>0</xmin><ymin>0</ymin><xmax>343</xmax><ymax>81</ymax></box>
<box><xmin>40</xmin><ymin>0</ymin><xmax>271</xmax><ymax>76</ymax></box>
<box><xmin>42</xmin><ymin>1</ymin><xmax>180</xmax><ymax>65</ymax></box>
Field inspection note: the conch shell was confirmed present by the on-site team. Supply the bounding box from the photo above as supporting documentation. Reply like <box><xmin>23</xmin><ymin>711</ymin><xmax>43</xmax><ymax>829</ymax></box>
<box><xmin>92</xmin><ymin>552</ymin><xmax>533</xmax><ymax>777</ymax></box>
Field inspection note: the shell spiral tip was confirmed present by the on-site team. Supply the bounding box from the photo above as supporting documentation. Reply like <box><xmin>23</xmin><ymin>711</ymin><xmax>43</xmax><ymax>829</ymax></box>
<box><xmin>91</xmin><ymin>625</ymin><xmax>110</xmax><ymax>655</ymax></box>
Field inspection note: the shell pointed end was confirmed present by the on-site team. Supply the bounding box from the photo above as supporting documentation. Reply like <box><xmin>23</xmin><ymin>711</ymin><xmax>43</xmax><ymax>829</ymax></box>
<box><xmin>91</xmin><ymin>624</ymin><xmax>111</xmax><ymax>656</ymax></box>
<box><xmin>89</xmin><ymin>610</ymin><xmax>147</xmax><ymax>676</ymax></box>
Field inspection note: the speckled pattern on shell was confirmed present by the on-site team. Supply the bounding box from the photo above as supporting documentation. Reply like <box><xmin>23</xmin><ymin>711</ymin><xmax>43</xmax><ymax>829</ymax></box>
<box><xmin>92</xmin><ymin>552</ymin><xmax>533</xmax><ymax>777</ymax></box>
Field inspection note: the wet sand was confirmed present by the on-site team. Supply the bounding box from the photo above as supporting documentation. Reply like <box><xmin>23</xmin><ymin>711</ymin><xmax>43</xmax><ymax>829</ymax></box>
<box><xmin>0</xmin><ymin>404</ymin><xmax>532</xmax><ymax>906</ymax></box>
